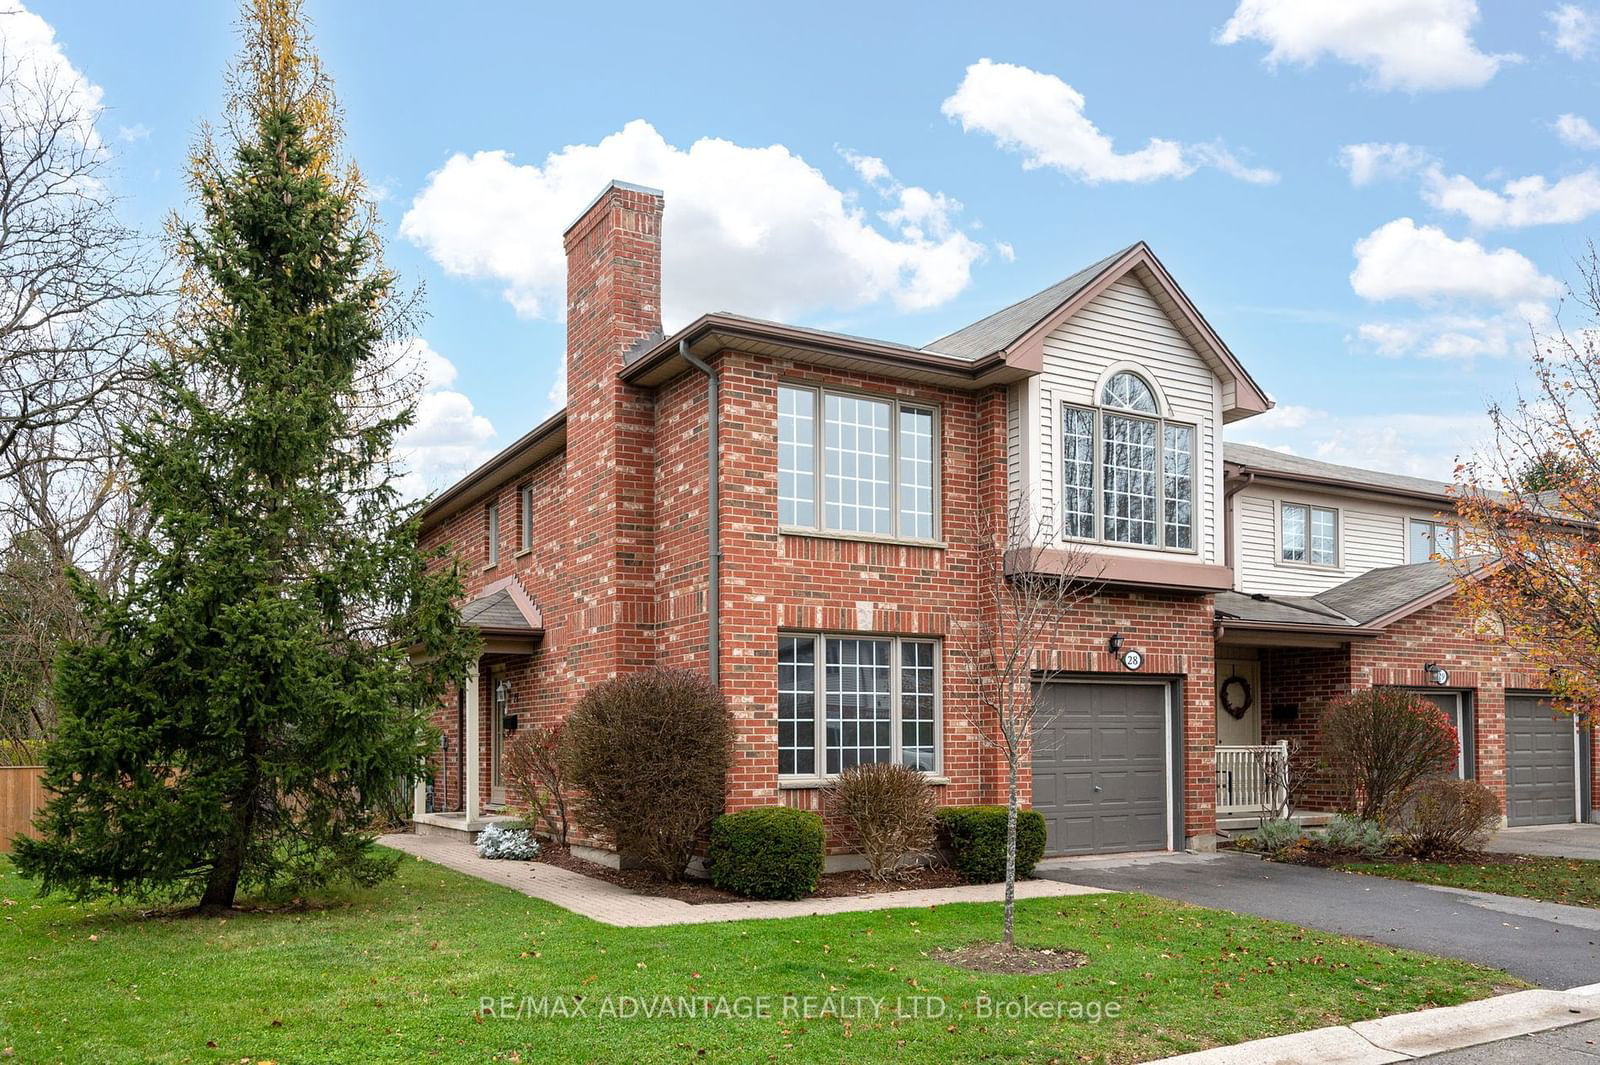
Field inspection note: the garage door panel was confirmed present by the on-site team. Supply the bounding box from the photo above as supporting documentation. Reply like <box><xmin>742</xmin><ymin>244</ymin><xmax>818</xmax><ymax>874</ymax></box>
<box><xmin>1506</xmin><ymin>695</ymin><xmax>1576</xmax><ymax>827</ymax></box>
<box><xmin>1031</xmin><ymin>682</ymin><xmax>1168</xmax><ymax>855</ymax></box>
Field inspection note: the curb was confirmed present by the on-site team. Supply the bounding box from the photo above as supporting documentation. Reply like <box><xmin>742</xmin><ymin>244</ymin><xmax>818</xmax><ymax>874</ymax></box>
<box><xmin>1147</xmin><ymin>986</ymin><xmax>1600</xmax><ymax>1064</ymax></box>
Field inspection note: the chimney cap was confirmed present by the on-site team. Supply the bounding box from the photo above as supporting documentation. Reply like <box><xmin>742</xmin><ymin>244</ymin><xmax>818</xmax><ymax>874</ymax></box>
<box><xmin>563</xmin><ymin>179</ymin><xmax>666</xmax><ymax>237</ymax></box>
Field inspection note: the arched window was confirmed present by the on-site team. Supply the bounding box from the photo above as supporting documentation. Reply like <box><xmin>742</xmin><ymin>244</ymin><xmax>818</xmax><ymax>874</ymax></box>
<box><xmin>1061</xmin><ymin>371</ymin><xmax>1195</xmax><ymax>550</ymax></box>
<box><xmin>1101</xmin><ymin>371</ymin><xmax>1158</xmax><ymax>413</ymax></box>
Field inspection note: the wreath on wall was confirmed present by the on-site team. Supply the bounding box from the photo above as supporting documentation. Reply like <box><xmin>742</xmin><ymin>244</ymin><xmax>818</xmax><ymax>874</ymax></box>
<box><xmin>1219</xmin><ymin>674</ymin><xmax>1254</xmax><ymax>720</ymax></box>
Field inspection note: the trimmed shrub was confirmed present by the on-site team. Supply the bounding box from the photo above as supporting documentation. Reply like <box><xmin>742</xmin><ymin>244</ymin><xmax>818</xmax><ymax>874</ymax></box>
<box><xmin>1253</xmin><ymin>817</ymin><xmax>1303</xmax><ymax>855</ymax></box>
<box><xmin>1396</xmin><ymin>779</ymin><xmax>1501</xmax><ymax>858</ymax></box>
<box><xmin>1320</xmin><ymin>814</ymin><xmax>1385</xmax><ymax>857</ymax></box>
<box><xmin>476</xmin><ymin>822</ymin><xmax>540</xmax><ymax>861</ymax></box>
<box><xmin>562</xmin><ymin>669</ymin><xmax>733</xmax><ymax>882</ymax></box>
<box><xmin>1320</xmin><ymin>688</ymin><xmax>1459</xmax><ymax>822</ymax></box>
<box><xmin>935</xmin><ymin>805</ymin><xmax>1046</xmax><ymax>884</ymax></box>
<box><xmin>706</xmin><ymin>807</ymin><xmax>824</xmax><ymax>900</ymax></box>
<box><xmin>825</xmin><ymin>764</ymin><xmax>938</xmax><ymax>880</ymax></box>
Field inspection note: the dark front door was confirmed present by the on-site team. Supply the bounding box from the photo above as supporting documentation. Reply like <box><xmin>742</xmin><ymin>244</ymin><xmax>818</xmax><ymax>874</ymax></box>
<box><xmin>1505</xmin><ymin>695</ymin><xmax>1577</xmax><ymax>826</ymax></box>
<box><xmin>1031</xmin><ymin>681</ymin><xmax>1169</xmax><ymax>855</ymax></box>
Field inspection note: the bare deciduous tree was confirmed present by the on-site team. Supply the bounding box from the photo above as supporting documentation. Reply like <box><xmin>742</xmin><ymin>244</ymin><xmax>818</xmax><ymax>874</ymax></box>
<box><xmin>1455</xmin><ymin>242</ymin><xmax>1600</xmax><ymax>712</ymax></box>
<box><xmin>957</xmin><ymin>498</ymin><xmax>1098</xmax><ymax>949</ymax></box>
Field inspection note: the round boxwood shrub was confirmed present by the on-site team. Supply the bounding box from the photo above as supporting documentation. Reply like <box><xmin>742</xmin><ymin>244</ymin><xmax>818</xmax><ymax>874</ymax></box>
<box><xmin>706</xmin><ymin>807</ymin><xmax>824</xmax><ymax>900</ymax></box>
<box><xmin>935</xmin><ymin>805</ymin><xmax>1046</xmax><ymax>884</ymax></box>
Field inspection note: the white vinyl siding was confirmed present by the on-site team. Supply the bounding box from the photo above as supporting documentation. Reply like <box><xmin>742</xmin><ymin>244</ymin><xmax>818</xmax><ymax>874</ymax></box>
<box><xmin>1029</xmin><ymin>276</ymin><xmax>1223</xmax><ymax>565</ymax></box>
<box><xmin>1232</xmin><ymin>483</ymin><xmax>1456</xmax><ymax>595</ymax></box>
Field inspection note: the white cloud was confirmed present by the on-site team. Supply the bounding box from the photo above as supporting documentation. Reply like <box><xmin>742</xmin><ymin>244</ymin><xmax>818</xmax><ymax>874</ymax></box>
<box><xmin>0</xmin><ymin>1</ymin><xmax>105</xmax><ymax>145</ymax></box>
<box><xmin>390</xmin><ymin>337</ymin><xmax>497</xmax><ymax>499</ymax></box>
<box><xmin>1349</xmin><ymin>218</ymin><xmax>1561</xmax><ymax>304</ymax></box>
<box><xmin>994</xmin><ymin>241</ymin><xmax>1016</xmax><ymax>263</ymax></box>
<box><xmin>1218</xmin><ymin>0</ymin><xmax>1511</xmax><ymax>92</ymax></box>
<box><xmin>401</xmin><ymin>119</ymin><xmax>986</xmax><ymax>325</ymax></box>
<box><xmin>939</xmin><ymin>59</ymin><xmax>1276</xmax><ymax>185</ymax></box>
<box><xmin>1355</xmin><ymin>307</ymin><xmax>1547</xmax><ymax>360</ymax></box>
<box><xmin>1228</xmin><ymin>407</ymin><xmax>1493</xmax><ymax>480</ymax></box>
<box><xmin>1339</xmin><ymin>142</ymin><xmax>1432</xmax><ymax>185</ymax></box>
<box><xmin>115</xmin><ymin>122</ymin><xmax>150</xmax><ymax>144</ymax></box>
<box><xmin>1555</xmin><ymin>113</ymin><xmax>1600</xmax><ymax>149</ymax></box>
<box><xmin>1549</xmin><ymin>4</ymin><xmax>1599</xmax><ymax>58</ymax></box>
<box><xmin>1421</xmin><ymin>165</ymin><xmax>1600</xmax><ymax>227</ymax></box>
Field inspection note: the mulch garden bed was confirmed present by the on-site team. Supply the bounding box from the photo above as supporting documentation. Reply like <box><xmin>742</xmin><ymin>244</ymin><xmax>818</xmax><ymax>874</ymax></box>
<box><xmin>534</xmin><ymin>846</ymin><xmax>973</xmax><ymax>905</ymax></box>
<box><xmin>932</xmin><ymin>942</ymin><xmax>1089</xmax><ymax>974</ymax></box>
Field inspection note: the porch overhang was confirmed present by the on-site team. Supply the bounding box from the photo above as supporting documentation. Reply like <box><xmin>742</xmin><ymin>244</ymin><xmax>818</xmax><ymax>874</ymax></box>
<box><xmin>1008</xmin><ymin>547</ymin><xmax>1235</xmax><ymax>594</ymax></box>
<box><xmin>459</xmin><ymin>576</ymin><xmax>544</xmax><ymax>654</ymax></box>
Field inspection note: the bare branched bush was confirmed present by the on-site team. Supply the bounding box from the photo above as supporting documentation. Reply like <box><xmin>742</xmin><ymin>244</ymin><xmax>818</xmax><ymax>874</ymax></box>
<box><xmin>1396</xmin><ymin>779</ymin><xmax>1501</xmax><ymax>858</ymax></box>
<box><xmin>502</xmin><ymin>722</ymin><xmax>570</xmax><ymax>848</ymax></box>
<box><xmin>825</xmin><ymin>763</ymin><xmax>938</xmax><ymax>881</ymax></box>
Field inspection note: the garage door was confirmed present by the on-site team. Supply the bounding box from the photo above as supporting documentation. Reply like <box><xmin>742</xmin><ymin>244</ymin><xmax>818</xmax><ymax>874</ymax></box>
<box><xmin>1032</xmin><ymin>682</ymin><xmax>1169</xmax><ymax>854</ymax></box>
<box><xmin>1505</xmin><ymin>695</ymin><xmax>1577</xmax><ymax>826</ymax></box>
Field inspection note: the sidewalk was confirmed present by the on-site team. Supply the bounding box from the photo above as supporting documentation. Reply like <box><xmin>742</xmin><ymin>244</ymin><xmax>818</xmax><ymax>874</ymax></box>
<box><xmin>1150</xmin><ymin>986</ymin><xmax>1600</xmax><ymax>1064</ymax></box>
<box><xmin>377</xmin><ymin>832</ymin><xmax>1107</xmax><ymax>927</ymax></box>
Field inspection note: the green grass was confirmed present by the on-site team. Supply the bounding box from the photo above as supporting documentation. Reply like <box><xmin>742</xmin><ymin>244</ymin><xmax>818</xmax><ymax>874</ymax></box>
<box><xmin>0</xmin><ymin>849</ymin><xmax>1515</xmax><ymax>1065</ymax></box>
<box><xmin>1338</xmin><ymin>854</ymin><xmax>1600</xmax><ymax>908</ymax></box>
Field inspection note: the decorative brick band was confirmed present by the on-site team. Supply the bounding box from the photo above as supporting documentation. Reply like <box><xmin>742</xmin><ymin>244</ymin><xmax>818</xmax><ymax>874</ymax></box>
<box><xmin>1033</xmin><ymin>648</ymin><xmax>1187</xmax><ymax>676</ymax></box>
<box><xmin>1366</xmin><ymin>667</ymin><xmax>1481</xmax><ymax>689</ymax></box>
<box><xmin>775</xmin><ymin>602</ymin><xmax>953</xmax><ymax>636</ymax></box>
<box><xmin>782</xmin><ymin>533</ymin><xmax>946</xmax><ymax>570</ymax></box>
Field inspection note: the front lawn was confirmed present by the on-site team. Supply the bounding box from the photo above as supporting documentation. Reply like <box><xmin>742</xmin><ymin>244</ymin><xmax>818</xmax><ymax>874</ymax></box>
<box><xmin>1338</xmin><ymin>854</ymin><xmax>1600</xmax><ymax>909</ymax></box>
<box><xmin>0</xmin><ymin>849</ymin><xmax>1514</xmax><ymax>1064</ymax></box>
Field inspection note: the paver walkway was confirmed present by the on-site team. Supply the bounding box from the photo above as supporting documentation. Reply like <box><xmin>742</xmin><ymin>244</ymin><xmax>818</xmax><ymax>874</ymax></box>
<box><xmin>379</xmin><ymin>832</ymin><xmax>1107</xmax><ymax>927</ymax></box>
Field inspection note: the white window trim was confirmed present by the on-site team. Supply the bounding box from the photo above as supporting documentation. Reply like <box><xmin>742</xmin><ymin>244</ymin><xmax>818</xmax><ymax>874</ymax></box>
<box><xmin>776</xmin><ymin>632</ymin><xmax>944</xmax><ymax>784</ymax></box>
<box><xmin>1277</xmin><ymin>499</ymin><xmax>1341</xmax><ymax>569</ymax></box>
<box><xmin>1058</xmin><ymin>396</ymin><xmax>1200</xmax><ymax>555</ymax></box>
<box><xmin>1408</xmin><ymin>517</ymin><xmax>1459</xmax><ymax>564</ymax></box>
<box><xmin>485</xmin><ymin>499</ymin><xmax>500</xmax><ymax>569</ymax></box>
<box><xmin>778</xmin><ymin>382</ymin><xmax>943</xmax><ymax>545</ymax></box>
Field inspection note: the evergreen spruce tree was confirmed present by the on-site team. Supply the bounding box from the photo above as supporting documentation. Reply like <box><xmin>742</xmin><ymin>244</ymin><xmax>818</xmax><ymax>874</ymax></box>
<box><xmin>13</xmin><ymin>0</ymin><xmax>476</xmax><ymax>909</ymax></box>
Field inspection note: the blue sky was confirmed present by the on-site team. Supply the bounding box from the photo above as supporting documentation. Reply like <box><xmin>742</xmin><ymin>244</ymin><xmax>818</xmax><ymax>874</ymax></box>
<box><xmin>21</xmin><ymin>1</ymin><xmax>1600</xmax><ymax>489</ymax></box>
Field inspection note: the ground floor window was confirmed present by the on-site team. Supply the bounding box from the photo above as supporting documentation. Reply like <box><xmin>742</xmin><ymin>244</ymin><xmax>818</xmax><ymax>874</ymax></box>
<box><xmin>777</xmin><ymin>634</ymin><xmax>940</xmax><ymax>777</ymax></box>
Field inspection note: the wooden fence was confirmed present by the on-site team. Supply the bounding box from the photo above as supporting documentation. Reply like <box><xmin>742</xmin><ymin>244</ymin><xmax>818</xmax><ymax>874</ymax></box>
<box><xmin>0</xmin><ymin>767</ymin><xmax>45</xmax><ymax>852</ymax></box>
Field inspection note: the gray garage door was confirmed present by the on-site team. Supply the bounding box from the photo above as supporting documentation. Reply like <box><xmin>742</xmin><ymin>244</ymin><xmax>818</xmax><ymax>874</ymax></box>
<box><xmin>1032</xmin><ymin>682</ymin><xmax>1168</xmax><ymax>854</ymax></box>
<box><xmin>1505</xmin><ymin>695</ymin><xmax>1576</xmax><ymax>826</ymax></box>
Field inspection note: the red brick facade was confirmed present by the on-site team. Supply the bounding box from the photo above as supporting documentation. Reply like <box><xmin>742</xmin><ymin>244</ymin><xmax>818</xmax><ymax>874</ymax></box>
<box><xmin>419</xmin><ymin>181</ymin><xmax>1595</xmax><ymax>857</ymax></box>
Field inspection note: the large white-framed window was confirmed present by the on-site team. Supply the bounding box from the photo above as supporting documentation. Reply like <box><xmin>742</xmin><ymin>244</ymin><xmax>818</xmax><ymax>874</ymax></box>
<box><xmin>485</xmin><ymin>499</ymin><xmax>500</xmax><ymax>568</ymax></box>
<box><xmin>778</xmin><ymin>384</ymin><xmax>939</xmax><ymax>542</ymax></box>
<box><xmin>1280</xmin><ymin>501</ymin><xmax>1337</xmax><ymax>566</ymax></box>
<box><xmin>777</xmin><ymin>633</ymin><xmax>941</xmax><ymax>778</ymax></box>
<box><xmin>1409</xmin><ymin>518</ymin><xmax>1458</xmax><ymax>564</ymax></box>
<box><xmin>1060</xmin><ymin>371</ymin><xmax>1196</xmax><ymax>551</ymax></box>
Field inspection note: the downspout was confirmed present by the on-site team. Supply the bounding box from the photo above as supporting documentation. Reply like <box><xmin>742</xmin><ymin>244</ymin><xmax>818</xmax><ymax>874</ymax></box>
<box><xmin>679</xmin><ymin>339</ymin><xmax>721</xmax><ymax>686</ymax></box>
<box><xmin>1222</xmin><ymin>470</ymin><xmax>1255</xmax><ymax>587</ymax></box>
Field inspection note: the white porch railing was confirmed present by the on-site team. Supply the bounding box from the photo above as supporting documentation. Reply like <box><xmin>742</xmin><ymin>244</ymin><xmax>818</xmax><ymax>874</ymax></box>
<box><xmin>1215</xmin><ymin>742</ymin><xmax>1289</xmax><ymax>817</ymax></box>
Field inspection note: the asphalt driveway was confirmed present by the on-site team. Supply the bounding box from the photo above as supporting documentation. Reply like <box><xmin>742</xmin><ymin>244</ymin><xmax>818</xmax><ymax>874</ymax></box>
<box><xmin>1040</xmin><ymin>852</ymin><xmax>1600</xmax><ymax>988</ymax></box>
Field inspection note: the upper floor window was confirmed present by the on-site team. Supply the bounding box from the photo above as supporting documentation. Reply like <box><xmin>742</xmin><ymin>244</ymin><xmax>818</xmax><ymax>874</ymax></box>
<box><xmin>778</xmin><ymin>384</ymin><xmax>938</xmax><ymax>541</ymax></box>
<box><xmin>1410</xmin><ymin>518</ymin><xmax>1457</xmax><ymax>563</ymax></box>
<box><xmin>1061</xmin><ymin>371</ymin><xmax>1195</xmax><ymax>550</ymax></box>
<box><xmin>485</xmin><ymin>499</ymin><xmax>500</xmax><ymax>567</ymax></box>
<box><xmin>518</xmin><ymin>483</ymin><xmax>533</xmax><ymax>553</ymax></box>
<box><xmin>1281</xmin><ymin>502</ymin><xmax>1337</xmax><ymax>566</ymax></box>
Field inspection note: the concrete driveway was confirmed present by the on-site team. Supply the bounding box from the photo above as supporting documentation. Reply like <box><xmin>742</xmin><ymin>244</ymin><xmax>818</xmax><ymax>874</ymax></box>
<box><xmin>1489</xmin><ymin>824</ymin><xmax>1600</xmax><ymax>861</ymax></box>
<box><xmin>1040</xmin><ymin>852</ymin><xmax>1600</xmax><ymax>988</ymax></box>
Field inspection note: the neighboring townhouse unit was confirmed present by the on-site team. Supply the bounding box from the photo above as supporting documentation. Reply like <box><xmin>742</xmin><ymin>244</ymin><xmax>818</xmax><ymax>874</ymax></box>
<box><xmin>413</xmin><ymin>179</ymin><xmax>1598</xmax><ymax>864</ymax></box>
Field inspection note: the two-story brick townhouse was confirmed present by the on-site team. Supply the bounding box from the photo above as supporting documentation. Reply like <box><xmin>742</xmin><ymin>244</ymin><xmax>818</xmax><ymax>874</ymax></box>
<box><xmin>412</xmin><ymin>179</ymin><xmax>1597</xmax><ymax>865</ymax></box>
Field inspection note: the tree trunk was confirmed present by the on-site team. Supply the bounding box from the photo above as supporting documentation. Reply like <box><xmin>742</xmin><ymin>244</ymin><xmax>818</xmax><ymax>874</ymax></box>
<box><xmin>1004</xmin><ymin>757</ymin><xmax>1019</xmax><ymax>950</ymax></box>
<box><xmin>199</xmin><ymin>853</ymin><xmax>242</xmax><ymax>910</ymax></box>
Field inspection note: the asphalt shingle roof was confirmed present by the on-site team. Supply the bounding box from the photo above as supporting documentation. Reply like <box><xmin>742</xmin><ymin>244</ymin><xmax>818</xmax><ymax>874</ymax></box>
<box><xmin>1224</xmin><ymin>442</ymin><xmax>1456</xmax><ymax>501</ymax></box>
<box><xmin>922</xmin><ymin>245</ymin><xmax>1137</xmax><ymax>359</ymax></box>
<box><xmin>1216</xmin><ymin>558</ymin><xmax>1482</xmax><ymax>630</ymax></box>
<box><xmin>460</xmin><ymin>587</ymin><xmax>542</xmax><ymax>634</ymax></box>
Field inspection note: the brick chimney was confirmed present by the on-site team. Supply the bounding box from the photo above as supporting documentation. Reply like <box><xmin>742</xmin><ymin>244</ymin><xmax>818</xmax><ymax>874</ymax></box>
<box><xmin>562</xmin><ymin>180</ymin><xmax>664</xmax><ymax>681</ymax></box>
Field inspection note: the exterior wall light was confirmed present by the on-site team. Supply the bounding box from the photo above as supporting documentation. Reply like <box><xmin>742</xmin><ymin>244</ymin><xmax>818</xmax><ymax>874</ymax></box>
<box><xmin>1423</xmin><ymin>662</ymin><xmax>1450</xmax><ymax>686</ymax></box>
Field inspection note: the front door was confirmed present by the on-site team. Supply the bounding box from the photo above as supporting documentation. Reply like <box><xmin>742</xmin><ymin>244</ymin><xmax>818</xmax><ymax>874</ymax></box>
<box><xmin>490</xmin><ymin>670</ymin><xmax>507</xmax><ymax>806</ymax></box>
<box><xmin>1215</xmin><ymin>658</ymin><xmax>1261</xmax><ymax>747</ymax></box>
